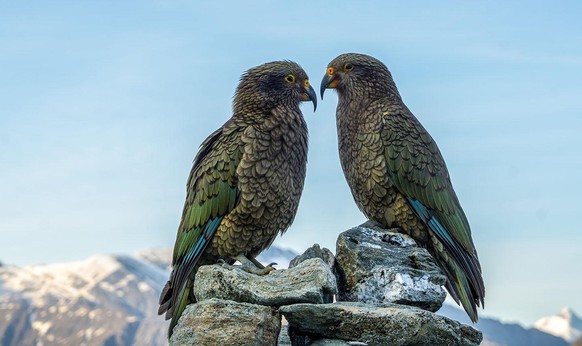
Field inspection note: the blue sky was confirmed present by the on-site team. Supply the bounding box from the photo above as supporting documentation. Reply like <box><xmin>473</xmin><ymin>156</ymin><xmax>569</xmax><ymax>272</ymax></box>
<box><xmin>1</xmin><ymin>1</ymin><xmax>581</xmax><ymax>325</ymax></box>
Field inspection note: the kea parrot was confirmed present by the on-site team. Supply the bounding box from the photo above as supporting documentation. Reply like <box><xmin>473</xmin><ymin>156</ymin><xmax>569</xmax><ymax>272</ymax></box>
<box><xmin>158</xmin><ymin>60</ymin><xmax>316</xmax><ymax>337</ymax></box>
<box><xmin>320</xmin><ymin>53</ymin><xmax>484</xmax><ymax>322</ymax></box>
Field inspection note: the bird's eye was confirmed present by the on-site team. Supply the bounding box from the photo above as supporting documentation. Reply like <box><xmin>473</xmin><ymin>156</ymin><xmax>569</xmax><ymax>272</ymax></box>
<box><xmin>344</xmin><ymin>63</ymin><xmax>354</xmax><ymax>71</ymax></box>
<box><xmin>285</xmin><ymin>74</ymin><xmax>296</xmax><ymax>83</ymax></box>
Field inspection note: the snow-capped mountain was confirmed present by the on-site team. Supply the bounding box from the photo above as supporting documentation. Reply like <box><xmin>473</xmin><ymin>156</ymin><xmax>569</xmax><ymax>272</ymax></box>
<box><xmin>534</xmin><ymin>307</ymin><xmax>582</xmax><ymax>343</ymax></box>
<box><xmin>439</xmin><ymin>304</ymin><xmax>569</xmax><ymax>346</ymax></box>
<box><xmin>0</xmin><ymin>251</ymin><xmax>170</xmax><ymax>346</ymax></box>
<box><xmin>0</xmin><ymin>246</ymin><xmax>297</xmax><ymax>346</ymax></box>
<box><xmin>1</xmin><ymin>246</ymin><xmax>579</xmax><ymax>346</ymax></box>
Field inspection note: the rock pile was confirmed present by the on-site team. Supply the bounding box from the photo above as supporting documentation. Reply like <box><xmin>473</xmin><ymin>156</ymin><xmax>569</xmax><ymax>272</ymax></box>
<box><xmin>170</xmin><ymin>224</ymin><xmax>482</xmax><ymax>346</ymax></box>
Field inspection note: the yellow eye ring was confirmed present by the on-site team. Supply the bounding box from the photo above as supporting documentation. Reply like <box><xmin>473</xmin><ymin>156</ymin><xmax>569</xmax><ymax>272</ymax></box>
<box><xmin>285</xmin><ymin>74</ymin><xmax>296</xmax><ymax>83</ymax></box>
<box><xmin>344</xmin><ymin>63</ymin><xmax>353</xmax><ymax>71</ymax></box>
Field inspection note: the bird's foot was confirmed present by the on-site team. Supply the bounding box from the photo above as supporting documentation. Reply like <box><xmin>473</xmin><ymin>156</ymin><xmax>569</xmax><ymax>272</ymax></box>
<box><xmin>219</xmin><ymin>255</ymin><xmax>276</xmax><ymax>276</ymax></box>
<box><xmin>217</xmin><ymin>260</ymin><xmax>241</xmax><ymax>272</ymax></box>
<box><xmin>242</xmin><ymin>262</ymin><xmax>277</xmax><ymax>276</ymax></box>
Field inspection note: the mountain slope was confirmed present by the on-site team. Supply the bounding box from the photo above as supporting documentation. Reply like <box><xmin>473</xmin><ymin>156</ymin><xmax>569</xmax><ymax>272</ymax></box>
<box><xmin>438</xmin><ymin>304</ymin><xmax>569</xmax><ymax>346</ymax></box>
<box><xmin>1</xmin><ymin>246</ymin><xmax>578</xmax><ymax>346</ymax></box>
<box><xmin>0</xmin><ymin>252</ymin><xmax>169</xmax><ymax>346</ymax></box>
<box><xmin>0</xmin><ymin>246</ymin><xmax>296</xmax><ymax>346</ymax></box>
<box><xmin>534</xmin><ymin>307</ymin><xmax>582</xmax><ymax>343</ymax></box>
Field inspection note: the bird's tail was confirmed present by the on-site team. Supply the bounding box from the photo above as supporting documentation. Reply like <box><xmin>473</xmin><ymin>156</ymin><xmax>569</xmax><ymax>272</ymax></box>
<box><xmin>431</xmin><ymin>233</ymin><xmax>485</xmax><ymax>322</ymax></box>
<box><xmin>406</xmin><ymin>197</ymin><xmax>485</xmax><ymax>321</ymax></box>
<box><xmin>158</xmin><ymin>274</ymin><xmax>196</xmax><ymax>338</ymax></box>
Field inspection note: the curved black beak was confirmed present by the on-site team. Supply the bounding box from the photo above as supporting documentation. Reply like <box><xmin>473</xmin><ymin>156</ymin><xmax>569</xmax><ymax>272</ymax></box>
<box><xmin>305</xmin><ymin>84</ymin><xmax>317</xmax><ymax>111</ymax></box>
<box><xmin>320</xmin><ymin>73</ymin><xmax>334</xmax><ymax>100</ymax></box>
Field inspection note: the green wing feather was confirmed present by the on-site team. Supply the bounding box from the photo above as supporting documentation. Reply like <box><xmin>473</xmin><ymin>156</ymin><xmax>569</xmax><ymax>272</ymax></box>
<box><xmin>380</xmin><ymin>106</ymin><xmax>485</xmax><ymax>321</ymax></box>
<box><xmin>381</xmin><ymin>108</ymin><xmax>475</xmax><ymax>254</ymax></box>
<box><xmin>158</xmin><ymin>121</ymin><xmax>243</xmax><ymax>336</ymax></box>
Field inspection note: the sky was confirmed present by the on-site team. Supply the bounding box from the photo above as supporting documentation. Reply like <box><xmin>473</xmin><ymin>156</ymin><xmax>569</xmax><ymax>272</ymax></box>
<box><xmin>1</xmin><ymin>1</ymin><xmax>581</xmax><ymax>326</ymax></box>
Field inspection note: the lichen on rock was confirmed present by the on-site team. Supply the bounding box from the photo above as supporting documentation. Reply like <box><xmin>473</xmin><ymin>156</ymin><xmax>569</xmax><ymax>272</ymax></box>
<box><xmin>170</xmin><ymin>224</ymin><xmax>481</xmax><ymax>346</ymax></box>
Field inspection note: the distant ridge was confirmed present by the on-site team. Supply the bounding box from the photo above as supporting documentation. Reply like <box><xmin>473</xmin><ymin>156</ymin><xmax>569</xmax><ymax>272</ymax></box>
<box><xmin>0</xmin><ymin>246</ymin><xmax>296</xmax><ymax>346</ymax></box>
<box><xmin>439</xmin><ymin>304</ymin><xmax>569</xmax><ymax>346</ymax></box>
<box><xmin>534</xmin><ymin>307</ymin><xmax>582</xmax><ymax>343</ymax></box>
<box><xmin>0</xmin><ymin>246</ymin><xmax>577</xmax><ymax>346</ymax></box>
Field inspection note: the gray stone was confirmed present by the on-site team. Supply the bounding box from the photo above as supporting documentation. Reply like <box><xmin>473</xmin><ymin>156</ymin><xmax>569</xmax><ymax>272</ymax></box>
<box><xmin>290</xmin><ymin>244</ymin><xmax>337</xmax><ymax>273</ymax></box>
<box><xmin>308</xmin><ymin>339</ymin><xmax>362</xmax><ymax>345</ymax></box>
<box><xmin>285</xmin><ymin>326</ymin><xmax>369</xmax><ymax>346</ymax></box>
<box><xmin>170</xmin><ymin>298</ymin><xmax>281</xmax><ymax>346</ymax></box>
<box><xmin>194</xmin><ymin>258</ymin><xmax>337</xmax><ymax>306</ymax></box>
<box><xmin>278</xmin><ymin>326</ymin><xmax>293</xmax><ymax>346</ymax></box>
<box><xmin>335</xmin><ymin>225</ymin><xmax>446</xmax><ymax>312</ymax></box>
<box><xmin>280</xmin><ymin>302</ymin><xmax>482</xmax><ymax>346</ymax></box>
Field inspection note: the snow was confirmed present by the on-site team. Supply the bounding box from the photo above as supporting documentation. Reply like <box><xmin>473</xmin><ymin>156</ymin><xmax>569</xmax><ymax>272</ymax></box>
<box><xmin>134</xmin><ymin>248</ymin><xmax>172</xmax><ymax>270</ymax></box>
<box><xmin>0</xmin><ymin>246</ymin><xmax>298</xmax><ymax>345</ymax></box>
<box><xmin>534</xmin><ymin>307</ymin><xmax>582</xmax><ymax>342</ymax></box>
<box><xmin>0</xmin><ymin>255</ymin><xmax>125</xmax><ymax>305</ymax></box>
<box><xmin>126</xmin><ymin>316</ymin><xmax>138</xmax><ymax>322</ymax></box>
<box><xmin>138</xmin><ymin>282</ymin><xmax>151</xmax><ymax>292</ymax></box>
<box><xmin>32</xmin><ymin>320</ymin><xmax>51</xmax><ymax>335</ymax></box>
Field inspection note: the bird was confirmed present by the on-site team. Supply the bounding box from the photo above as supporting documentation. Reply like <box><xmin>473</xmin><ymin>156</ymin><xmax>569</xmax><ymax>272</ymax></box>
<box><xmin>320</xmin><ymin>53</ymin><xmax>485</xmax><ymax>322</ymax></box>
<box><xmin>158</xmin><ymin>60</ymin><xmax>316</xmax><ymax>337</ymax></box>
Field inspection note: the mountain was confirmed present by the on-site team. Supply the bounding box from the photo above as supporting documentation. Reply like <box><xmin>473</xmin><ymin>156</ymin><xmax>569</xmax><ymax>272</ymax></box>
<box><xmin>0</xmin><ymin>246</ymin><xmax>297</xmax><ymax>346</ymax></box>
<box><xmin>534</xmin><ymin>307</ymin><xmax>582</xmax><ymax>343</ymax></box>
<box><xmin>438</xmin><ymin>304</ymin><xmax>569</xmax><ymax>346</ymax></box>
<box><xmin>1</xmin><ymin>246</ymin><xmax>578</xmax><ymax>346</ymax></box>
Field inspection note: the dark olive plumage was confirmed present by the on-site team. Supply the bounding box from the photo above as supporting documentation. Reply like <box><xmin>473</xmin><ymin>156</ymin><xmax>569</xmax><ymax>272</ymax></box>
<box><xmin>322</xmin><ymin>53</ymin><xmax>485</xmax><ymax>322</ymax></box>
<box><xmin>158</xmin><ymin>61</ymin><xmax>313</xmax><ymax>337</ymax></box>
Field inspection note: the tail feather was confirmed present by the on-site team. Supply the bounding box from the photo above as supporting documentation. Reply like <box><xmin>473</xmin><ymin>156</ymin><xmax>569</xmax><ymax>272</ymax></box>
<box><xmin>406</xmin><ymin>197</ymin><xmax>485</xmax><ymax>322</ymax></box>
<box><xmin>433</xmin><ymin>237</ymin><xmax>484</xmax><ymax>322</ymax></box>
<box><xmin>168</xmin><ymin>280</ymin><xmax>192</xmax><ymax>338</ymax></box>
<box><xmin>158</xmin><ymin>277</ymin><xmax>195</xmax><ymax>338</ymax></box>
<box><xmin>158</xmin><ymin>280</ymin><xmax>172</xmax><ymax>316</ymax></box>
<box><xmin>446</xmin><ymin>258</ymin><xmax>480</xmax><ymax>322</ymax></box>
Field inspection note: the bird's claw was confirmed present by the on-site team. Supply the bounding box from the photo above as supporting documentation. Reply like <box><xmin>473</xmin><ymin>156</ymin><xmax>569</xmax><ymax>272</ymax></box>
<box><xmin>218</xmin><ymin>255</ymin><xmax>278</xmax><ymax>275</ymax></box>
<box><xmin>241</xmin><ymin>262</ymin><xmax>276</xmax><ymax>276</ymax></box>
<box><xmin>221</xmin><ymin>259</ymin><xmax>277</xmax><ymax>276</ymax></box>
<box><xmin>259</xmin><ymin>262</ymin><xmax>277</xmax><ymax>275</ymax></box>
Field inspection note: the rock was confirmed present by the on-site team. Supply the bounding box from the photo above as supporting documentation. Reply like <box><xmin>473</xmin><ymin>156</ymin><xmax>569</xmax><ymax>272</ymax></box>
<box><xmin>194</xmin><ymin>258</ymin><xmax>337</xmax><ymax>306</ymax></box>
<box><xmin>335</xmin><ymin>225</ymin><xmax>446</xmax><ymax>312</ymax></box>
<box><xmin>286</xmin><ymin>324</ymin><xmax>364</xmax><ymax>346</ymax></box>
<box><xmin>308</xmin><ymin>339</ymin><xmax>362</xmax><ymax>345</ymax></box>
<box><xmin>170</xmin><ymin>298</ymin><xmax>280</xmax><ymax>346</ymax></box>
<box><xmin>290</xmin><ymin>244</ymin><xmax>337</xmax><ymax>274</ymax></box>
<box><xmin>280</xmin><ymin>302</ymin><xmax>482</xmax><ymax>346</ymax></box>
<box><xmin>278</xmin><ymin>325</ymin><xmax>293</xmax><ymax>346</ymax></box>
<box><xmin>288</xmin><ymin>325</ymin><xmax>308</xmax><ymax>346</ymax></box>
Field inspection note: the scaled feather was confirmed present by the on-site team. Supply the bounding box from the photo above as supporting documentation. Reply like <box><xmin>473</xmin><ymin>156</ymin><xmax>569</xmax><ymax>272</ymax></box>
<box><xmin>322</xmin><ymin>53</ymin><xmax>485</xmax><ymax>322</ymax></box>
<box><xmin>158</xmin><ymin>61</ymin><xmax>314</xmax><ymax>338</ymax></box>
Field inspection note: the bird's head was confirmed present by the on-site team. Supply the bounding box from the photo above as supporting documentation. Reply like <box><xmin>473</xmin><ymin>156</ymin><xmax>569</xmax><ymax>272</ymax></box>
<box><xmin>234</xmin><ymin>60</ymin><xmax>317</xmax><ymax>115</ymax></box>
<box><xmin>320</xmin><ymin>53</ymin><xmax>398</xmax><ymax>101</ymax></box>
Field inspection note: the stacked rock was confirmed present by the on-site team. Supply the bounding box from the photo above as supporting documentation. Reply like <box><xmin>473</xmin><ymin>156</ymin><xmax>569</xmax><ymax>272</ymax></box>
<box><xmin>170</xmin><ymin>223</ymin><xmax>482</xmax><ymax>346</ymax></box>
<box><xmin>169</xmin><ymin>258</ymin><xmax>337</xmax><ymax>345</ymax></box>
<box><xmin>282</xmin><ymin>223</ymin><xmax>482</xmax><ymax>345</ymax></box>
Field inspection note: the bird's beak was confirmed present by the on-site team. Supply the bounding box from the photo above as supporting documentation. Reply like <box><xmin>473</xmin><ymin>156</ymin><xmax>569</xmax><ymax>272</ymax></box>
<box><xmin>301</xmin><ymin>83</ymin><xmax>317</xmax><ymax>111</ymax></box>
<box><xmin>320</xmin><ymin>68</ymin><xmax>338</xmax><ymax>100</ymax></box>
